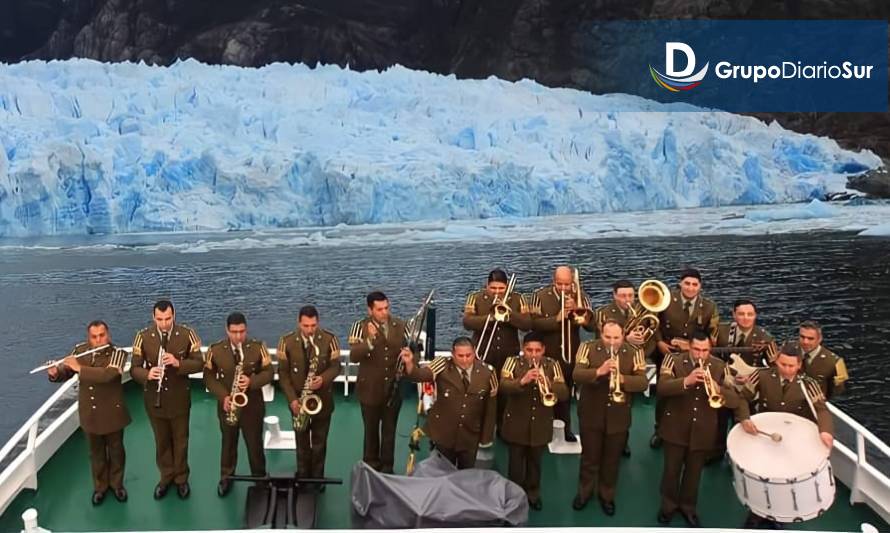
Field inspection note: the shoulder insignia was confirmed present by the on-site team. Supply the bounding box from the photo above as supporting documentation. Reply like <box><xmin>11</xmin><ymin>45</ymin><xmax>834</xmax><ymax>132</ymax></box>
<box><xmin>633</xmin><ymin>346</ymin><xmax>646</xmax><ymax>372</ymax></box>
<box><xmin>428</xmin><ymin>356</ymin><xmax>448</xmax><ymax>377</ymax></box>
<box><xmin>464</xmin><ymin>292</ymin><xmax>478</xmax><ymax>314</ymax></box>
<box><xmin>518</xmin><ymin>293</ymin><xmax>529</xmax><ymax>314</ymax></box>
<box><xmin>502</xmin><ymin>357</ymin><xmax>517</xmax><ymax>380</ymax></box>
<box><xmin>204</xmin><ymin>344</ymin><xmax>215</xmax><ymax>369</ymax></box>
<box><xmin>348</xmin><ymin>320</ymin><xmax>365</xmax><ymax>344</ymax></box>
<box><xmin>529</xmin><ymin>292</ymin><xmax>542</xmax><ymax>315</ymax></box>
<box><xmin>488</xmin><ymin>368</ymin><xmax>498</xmax><ymax>396</ymax></box>
<box><xmin>132</xmin><ymin>331</ymin><xmax>144</xmax><ymax>357</ymax></box>
<box><xmin>327</xmin><ymin>332</ymin><xmax>341</xmax><ymax>360</ymax></box>
<box><xmin>576</xmin><ymin>342</ymin><xmax>591</xmax><ymax>366</ymax></box>
<box><xmin>258</xmin><ymin>341</ymin><xmax>271</xmax><ymax>367</ymax></box>
<box><xmin>802</xmin><ymin>377</ymin><xmax>826</xmax><ymax>403</ymax></box>
<box><xmin>186</xmin><ymin>327</ymin><xmax>202</xmax><ymax>353</ymax></box>
<box><xmin>276</xmin><ymin>336</ymin><xmax>289</xmax><ymax>362</ymax></box>
<box><xmin>551</xmin><ymin>358</ymin><xmax>565</xmax><ymax>383</ymax></box>
<box><xmin>834</xmin><ymin>358</ymin><xmax>848</xmax><ymax>387</ymax></box>
<box><xmin>661</xmin><ymin>354</ymin><xmax>676</xmax><ymax>377</ymax></box>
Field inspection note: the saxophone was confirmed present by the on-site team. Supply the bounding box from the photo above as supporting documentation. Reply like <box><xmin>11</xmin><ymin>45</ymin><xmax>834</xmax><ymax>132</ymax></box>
<box><xmin>225</xmin><ymin>344</ymin><xmax>249</xmax><ymax>427</ymax></box>
<box><xmin>294</xmin><ymin>336</ymin><xmax>323</xmax><ymax>433</ymax></box>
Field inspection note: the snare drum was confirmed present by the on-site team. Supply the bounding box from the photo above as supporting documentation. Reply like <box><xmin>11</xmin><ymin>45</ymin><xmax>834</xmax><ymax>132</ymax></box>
<box><xmin>727</xmin><ymin>411</ymin><xmax>835</xmax><ymax>522</ymax></box>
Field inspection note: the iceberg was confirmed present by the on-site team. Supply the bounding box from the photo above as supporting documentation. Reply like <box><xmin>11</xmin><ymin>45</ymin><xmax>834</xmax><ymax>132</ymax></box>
<box><xmin>0</xmin><ymin>59</ymin><xmax>881</xmax><ymax>237</ymax></box>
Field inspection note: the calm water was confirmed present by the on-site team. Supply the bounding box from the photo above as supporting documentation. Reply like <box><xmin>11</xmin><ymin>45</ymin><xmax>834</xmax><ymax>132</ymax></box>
<box><xmin>1</xmin><ymin>231</ymin><xmax>888</xmax><ymax>444</ymax></box>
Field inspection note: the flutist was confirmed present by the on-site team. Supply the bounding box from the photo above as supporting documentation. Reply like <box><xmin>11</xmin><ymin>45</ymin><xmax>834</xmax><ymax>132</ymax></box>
<box><xmin>205</xmin><ymin>312</ymin><xmax>273</xmax><ymax>497</ymax></box>
<box><xmin>277</xmin><ymin>306</ymin><xmax>340</xmax><ymax>484</ymax></box>
<box><xmin>131</xmin><ymin>300</ymin><xmax>203</xmax><ymax>500</ymax></box>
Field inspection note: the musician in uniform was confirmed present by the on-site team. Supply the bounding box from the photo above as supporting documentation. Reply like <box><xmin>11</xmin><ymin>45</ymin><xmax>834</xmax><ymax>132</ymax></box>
<box><xmin>529</xmin><ymin>266</ymin><xmax>595</xmax><ymax>442</ymax></box>
<box><xmin>204</xmin><ymin>312</ymin><xmax>273</xmax><ymax>497</ymax></box>
<box><xmin>594</xmin><ymin>280</ymin><xmax>653</xmax><ymax>355</ymax></box>
<box><xmin>798</xmin><ymin>320</ymin><xmax>848</xmax><ymax>399</ymax></box>
<box><xmin>656</xmin><ymin>330</ymin><xmax>742</xmax><ymax>527</ymax></box>
<box><xmin>500</xmin><ymin>332</ymin><xmax>569</xmax><ymax>510</ymax></box>
<box><xmin>47</xmin><ymin>320</ymin><xmax>130</xmax><ymax>505</ymax></box>
<box><xmin>402</xmin><ymin>336</ymin><xmax>498</xmax><ymax>469</ymax></box>
<box><xmin>737</xmin><ymin>341</ymin><xmax>835</xmax><ymax>528</ymax></box>
<box><xmin>651</xmin><ymin>268</ymin><xmax>719</xmax><ymax>448</ymax></box>
<box><xmin>348</xmin><ymin>291</ymin><xmax>412</xmax><ymax>473</ymax></box>
<box><xmin>278</xmin><ymin>306</ymin><xmax>341</xmax><ymax>483</ymax></box>
<box><xmin>131</xmin><ymin>299</ymin><xmax>204</xmax><ymax>500</ymax></box>
<box><xmin>572</xmin><ymin>320</ymin><xmax>648</xmax><ymax>515</ymax></box>
<box><xmin>714</xmin><ymin>299</ymin><xmax>774</xmax><ymax>366</ymax></box>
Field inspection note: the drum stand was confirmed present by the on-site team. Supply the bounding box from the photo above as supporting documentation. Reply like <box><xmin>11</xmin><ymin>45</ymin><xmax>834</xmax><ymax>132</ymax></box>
<box><xmin>228</xmin><ymin>473</ymin><xmax>343</xmax><ymax>529</ymax></box>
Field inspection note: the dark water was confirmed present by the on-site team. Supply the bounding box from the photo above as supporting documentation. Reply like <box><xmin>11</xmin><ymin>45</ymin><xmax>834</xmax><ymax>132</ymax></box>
<box><xmin>1</xmin><ymin>231</ymin><xmax>889</xmax><ymax>445</ymax></box>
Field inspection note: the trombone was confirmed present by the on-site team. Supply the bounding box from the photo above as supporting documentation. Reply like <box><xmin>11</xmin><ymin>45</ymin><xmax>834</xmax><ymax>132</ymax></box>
<box><xmin>623</xmin><ymin>279</ymin><xmax>671</xmax><ymax>343</ymax></box>
<box><xmin>476</xmin><ymin>273</ymin><xmax>517</xmax><ymax>362</ymax></box>
<box><xmin>559</xmin><ymin>268</ymin><xmax>591</xmax><ymax>364</ymax></box>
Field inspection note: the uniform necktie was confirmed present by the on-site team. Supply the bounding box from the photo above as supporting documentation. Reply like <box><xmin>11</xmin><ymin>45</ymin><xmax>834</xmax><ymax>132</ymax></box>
<box><xmin>161</xmin><ymin>331</ymin><xmax>169</xmax><ymax>350</ymax></box>
<box><xmin>782</xmin><ymin>378</ymin><xmax>790</xmax><ymax>394</ymax></box>
<box><xmin>380</xmin><ymin>322</ymin><xmax>389</xmax><ymax>340</ymax></box>
<box><xmin>683</xmin><ymin>300</ymin><xmax>692</xmax><ymax>317</ymax></box>
<box><xmin>233</xmin><ymin>345</ymin><xmax>241</xmax><ymax>364</ymax></box>
<box><xmin>461</xmin><ymin>369</ymin><xmax>470</xmax><ymax>391</ymax></box>
<box><xmin>736</xmin><ymin>333</ymin><xmax>746</xmax><ymax>347</ymax></box>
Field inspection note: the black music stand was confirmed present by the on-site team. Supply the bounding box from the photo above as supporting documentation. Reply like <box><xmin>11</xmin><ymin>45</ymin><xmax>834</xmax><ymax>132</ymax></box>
<box><xmin>227</xmin><ymin>473</ymin><xmax>343</xmax><ymax>529</ymax></box>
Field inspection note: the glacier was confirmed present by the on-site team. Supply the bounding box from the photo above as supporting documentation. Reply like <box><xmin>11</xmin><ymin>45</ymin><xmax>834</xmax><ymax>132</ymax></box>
<box><xmin>0</xmin><ymin>58</ymin><xmax>882</xmax><ymax>238</ymax></box>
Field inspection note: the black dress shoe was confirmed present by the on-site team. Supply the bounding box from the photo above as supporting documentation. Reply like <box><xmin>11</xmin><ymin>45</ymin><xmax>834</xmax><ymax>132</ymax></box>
<box><xmin>564</xmin><ymin>429</ymin><xmax>578</xmax><ymax>443</ymax></box>
<box><xmin>600</xmin><ymin>499</ymin><xmax>615</xmax><ymax>516</ymax></box>
<box><xmin>681</xmin><ymin>511</ymin><xmax>701</xmax><ymax>527</ymax></box>
<box><xmin>572</xmin><ymin>495</ymin><xmax>588</xmax><ymax>510</ymax></box>
<box><xmin>622</xmin><ymin>445</ymin><xmax>631</xmax><ymax>457</ymax></box>
<box><xmin>153</xmin><ymin>484</ymin><xmax>169</xmax><ymax>500</ymax></box>
<box><xmin>113</xmin><ymin>487</ymin><xmax>128</xmax><ymax>502</ymax></box>
<box><xmin>177</xmin><ymin>482</ymin><xmax>190</xmax><ymax>499</ymax></box>
<box><xmin>91</xmin><ymin>490</ymin><xmax>105</xmax><ymax>506</ymax></box>
<box><xmin>528</xmin><ymin>498</ymin><xmax>542</xmax><ymax>511</ymax></box>
<box><xmin>217</xmin><ymin>479</ymin><xmax>232</xmax><ymax>497</ymax></box>
<box><xmin>657</xmin><ymin>510</ymin><xmax>673</xmax><ymax>524</ymax></box>
<box><xmin>649</xmin><ymin>434</ymin><xmax>663</xmax><ymax>449</ymax></box>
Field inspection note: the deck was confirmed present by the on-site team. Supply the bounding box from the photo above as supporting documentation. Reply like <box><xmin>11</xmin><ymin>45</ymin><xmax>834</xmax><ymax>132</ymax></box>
<box><xmin>0</xmin><ymin>380</ymin><xmax>885</xmax><ymax>531</ymax></box>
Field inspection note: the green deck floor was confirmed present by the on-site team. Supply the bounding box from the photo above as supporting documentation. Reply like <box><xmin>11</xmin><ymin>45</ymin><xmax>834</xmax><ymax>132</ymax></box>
<box><xmin>0</xmin><ymin>381</ymin><xmax>885</xmax><ymax>531</ymax></box>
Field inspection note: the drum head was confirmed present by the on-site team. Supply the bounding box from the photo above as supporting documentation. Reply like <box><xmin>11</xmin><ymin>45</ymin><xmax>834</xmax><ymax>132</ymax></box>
<box><xmin>727</xmin><ymin>412</ymin><xmax>828</xmax><ymax>481</ymax></box>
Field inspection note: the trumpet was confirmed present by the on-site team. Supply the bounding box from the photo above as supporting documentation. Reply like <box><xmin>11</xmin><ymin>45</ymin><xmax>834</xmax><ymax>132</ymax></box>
<box><xmin>225</xmin><ymin>345</ymin><xmax>249</xmax><ymax>427</ymax></box>
<box><xmin>477</xmin><ymin>274</ymin><xmax>517</xmax><ymax>362</ymax></box>
<box><xmin>294</xmin><ymin>337</ymin><xmax>323</xmax><ymax>432</ymax></box>
<box><xmin>624</xmin><ymin>279</ymin><xmax>671</xmax><ymax>343</ymax></box>
<box><xmin>608</xmin><ymin>344</ymin><xmax>625</xmax><ymax>403</ymax></box>
<box><xmin>30</xmin><ymin>344</ymin><xmax>111</xmax><ymax>374</ymax></box>
<box><xmin>533</xmin><ymin>359</ymin><xmax>557</xmax><ymax>407</ymax></box>
<box><xmin>697</xmin><ymin>357</ymin><xmax>725</xmax><ymax>409</ymax></box>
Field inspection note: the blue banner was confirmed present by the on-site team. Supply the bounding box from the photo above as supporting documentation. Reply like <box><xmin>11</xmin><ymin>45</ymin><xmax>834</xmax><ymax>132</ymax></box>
<box><xmin>588</xmin><ymin>20</ymin><xmax>888</xmax><ymax>112</ymax></box>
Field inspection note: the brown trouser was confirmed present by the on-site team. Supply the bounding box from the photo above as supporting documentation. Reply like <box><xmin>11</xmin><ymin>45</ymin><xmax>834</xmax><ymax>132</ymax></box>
<box><xmin>660</xmin><ymin>442</ymin><xmax>708</xmax><ymax>516</ymax></box>
<box><xmin>86</xmin><ymin>430</ymin><xmax>125</xmax><ymax>492</ymax></box>
<box><xmin>218</xmin><ymin>406</ymin><xmax>266</xmax><ymax>479</ymax></box>
<box><xmin>554</xmin><ymin>359</ymin><xmax>575</xmax><ymax>434</ymax></box>
<box><xmin>296</xmin><ymin>414</ymin><xmax>332</xmax><ymax>478</ymax></box>
<box><xmin>507</xmin><ymin>444</ymin><xmax>545</xmax><ymax>500</ymax></box>
<box><xmin>436</xmin><ymin>444</ymin><xmax>478</xmax><ymax>470</ymax></box>
<box><xmin>577</xmin><ymin>429</ymin><xmax>625</xmax><ymax>503</ymax></box>
<box><xmin>360</xmin><ymin>399</ymin><xmax>401</xmax><ymax>473</ymax></box>
<box><xmin>148</xmin><ymin>414</ymin><xmax>190</xmax><ymax>485</ymax></box>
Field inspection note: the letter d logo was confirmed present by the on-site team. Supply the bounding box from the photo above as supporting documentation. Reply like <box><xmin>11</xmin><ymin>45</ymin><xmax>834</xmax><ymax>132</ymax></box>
<box><xmin>666</xmin><ymin>42</ymin><xmax>696</xmax><ymax>77</ymax></box>
<box><xmin>649</xmin><ymin>42</ymin><xmax>709</xmax><ymax>92</ymax></box>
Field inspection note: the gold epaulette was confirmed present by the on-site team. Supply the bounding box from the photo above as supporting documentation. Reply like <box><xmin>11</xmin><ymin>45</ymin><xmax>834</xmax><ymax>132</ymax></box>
<box><xmin>258</xmin><ymin>340</ymin><xmax>271</xmax><ymax>367</ymax></box>
<box><xmin>185</xmin><ymin>326</ymin><xmax>202</xmax><ymax>354</ymax></box>
<box><xmin>576</xmin><ymin>342</ymin><xmax>591</xmax><ymax>366</ymax></box>
<box><xmin>633</xmin><ymin>345</ymin><xmax>646</xmax><ymax>372</ymax></box>
<box><xmin>487</xmin><ymin>364</ymin><xmax>498</xmax><ymax>396</ymax></box>
<box><xmin>326</xmin><ymin>330</ymin><xmax>341</xmax><ymax>360</ymax></box>
<box><xmin>802</xmin><ymin>376</ymin><xmax>826</xmax><ymax>403</ymax></box>
<box><xmin>276</xmin><ymin>335</ymin><xmax>289</xmax><ymax>362</ymax></box>
<box><xmin>834</xmin><ymin>358</ymin><xmax>848</xmax><ymax>388</ymax></box>
<box><xmin>661</xmin><ymin>354</ymin><xmax>676</xmax><ymax>376</ymax></box>
<box><xmin>348</xmin><ymin>320</ymin><xmax>364</xmax><ymax>344</ymax></box>
<box><xmin>427</xmin><ymin>356</ymin><xmax>448</xmax><ymax>377</ymax></box>
<box><xmin>551</xmin><ymin>358</ymin><xmax>565</xmax><ymax>383</ymax></box>
<box><xmin>132</xmin><ymin>331</ymin><xmax>144</xmax><ymax>357</ymax></box>
<box><xmin>529</xmin><ymin>291</ymin><xmax>543</xmax><ymax>315</ymax></box>
<box><xmin>501</xmin><ymin>357</ymin><xmax>518</xmax><ymax>380</ymax></box>
<box><xmin>518</xmin><ymin>293</ymin><xmax>529</xmax><ymax>314</ymax></box>
<box><xmin>464</xmin><ymin>292</ymin><xmax>478</xmax><ymax>314</ymax></box>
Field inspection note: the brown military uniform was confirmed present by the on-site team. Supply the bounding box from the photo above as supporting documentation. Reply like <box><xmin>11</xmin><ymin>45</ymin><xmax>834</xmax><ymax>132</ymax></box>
<box><xmin>131</xmin><ymin>324</ymin><xmax>204</xmax><ymax>486</ymax></box>
<box><xmin>715</xmin><ymin>323</ymin><xmax>774</xmax><ymax>366</ymax></box>
<box><xmin>500</xmin><ymin>355</ymin><xmax>569</xmax><ymax>502</ymax></box>
<box><xmin>802</xmin><ymin>345</ymin><xmax>848</xmax><ymax>399</ymax></box>
<box><xmin>738</xmin><ymin>370</ymin><xmax>834</xmax><ymax>434</ymax></box>
<box><xmin>594</xmin><ymin>302</ymin><xmax>657</xmax><ymax>358</ymax></box>
<box><xmin>49</xmin><ymin>343</ymin><xmax>131</xmax><ymax>493</ymax></box>
<box><xmin>529</xmin><ymin>286</ymin><xmax>595</xmax><ymax>434</ymax></box>
<box><xmin>462</xmin><ymin>290</ymin><xmax>531</xmax><ymax>372</ymax></box>
<box><xmin>277</xmin><ymin>329</ymin><xmax>340</xmax><ymax>478</ymax></box>
<box><xmin>407</xmin><ymin>356</ymin><xmax>498</xmax><ymax>469</ymax></box>
<box><xmin>656</xmin><ymin>352</ymin><xmax>742</xmax><ymax>517</ymax></box>
<box><xmin>573</xmin><ymin>340</ymin><xmax>648</xmax><ymax>504</ymax></box>
<box><xmin>349</xmin><ymin>316</ymin><xmax>409</xmax><ymax>473</ymax></box>
<box><xmin>204</xmin><ymin>338</ymin><xmax>273</xmax><ymax>480</ymax></box>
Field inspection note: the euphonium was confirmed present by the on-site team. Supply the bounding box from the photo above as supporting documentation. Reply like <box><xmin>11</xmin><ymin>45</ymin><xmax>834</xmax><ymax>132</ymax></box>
<box><xmin>534</xmin><ymin>359</ymin><xmax>557</xmax><ymax>407</ymax></box>
<box><xmin>225</xmin><ymin>344</ymin><xmax>249</xmax><ymax>427</ymax></box>
<box><xmin>608</xmin><ymin>345</ymin><xmax>625</xmax><ymax>403</ymax></box>
<box><xmin>294</xmin><ymin>337</ymin><xmax>323</xmax><ymax>433</ymax></box>
<box><xmin>624</xmin><ymin>279</ymin><xmax>670</xmax><ymax>343</ymax></box>
<box><xmin>697</xmin><ymin>357</ymin><xmax>725</xmax><ymax>408</ymax></box>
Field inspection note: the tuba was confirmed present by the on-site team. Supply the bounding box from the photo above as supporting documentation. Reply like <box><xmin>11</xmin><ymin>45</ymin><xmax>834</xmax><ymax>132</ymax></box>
<box><xmin>624</xmin><ymin>279</ymin><xmax>670</xmax><ymax>343</ymax></box>
<box><xmin>533</xmin><ymin>358</ymin><xmax>557</xmax><ymax>407</ymax></box>
<box><xmin>608</xmin><ymin>344</ymin><xmax>625</xmax><ymax>403</ymax></box>
<box><xmin>697</xmin><ymin>357</ymin><xmax>725</xmax><ymax>409</ymax></box>
<box><xmin>294</xmin><ymin>336</ymin><xmax>323</xmax><ymax>432</ymax></box>
<box><xmin>225</xmin><ymin>344</ymin><xmax>249</xmax><ymax>427</ymax></box>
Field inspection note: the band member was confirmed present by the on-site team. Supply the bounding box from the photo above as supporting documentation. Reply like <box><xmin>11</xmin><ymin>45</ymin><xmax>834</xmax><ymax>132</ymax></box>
<box><xmin>798</xmin><ymin>320</ymin><xmax>848</xmax><ymax>399</ymax></box>
<box><xmin>594</xmin><ymin>280</ymin><xmax>651</xmax><ymax>354</ymax></box>
<box><xmin>278</xmin><ymin>306</ymin><xmax>341</xmax><ymax>483</ymax></box>
<box><xmin>529</xmin><ymin>266</ymin><xmax>595</xmax><ymax>442</ymax></box>
<box><xmin>348</xmin><ymin>291</ymin><xmax>412</xmax><ymax>473</ymax></box>
<box><xmin>714</xmin><ymin>299</ymin><xmax>774</xmax><ymax>366</ymax></box>
<box><xmin>651</xmin><ymin>268</ymin><xmax>719</xmax><ymax>448</ymax></box>
<box><xmin>47</xmin><ymin>320</ymin><xmax>130</xmax><ymax>505</ymax></box>
<box><xmin>737</xmin><ymin>341</ymin><xmax>834</xmax><ymax>529</ymax></box>
<box><xmin>204</xmin><ymin>312</ymin><xmax>273</xmax><ymax>497</ymax></box>
<box><xmin>656</xmin><ymin>330</ymin><xmax>742</xmax><ymax>527</ymax></box>
<box><xmin>402</xmin><ymin>336</ymin><xmax>498</xmax><ymax>469</ymax></box>
<box><xmin>572</xmin><ymin>321</ymin><xmax>647</xmax><ymax>514</ymax></box>
<box><xmin>500</xmin><ymin>332</ymin><xmax>569</xmax><ymax>510</ymax></box>
<box><xmin>131</xmin><ymin>299</ymin><xmax>204</xmax><ymax>500</ymax></box>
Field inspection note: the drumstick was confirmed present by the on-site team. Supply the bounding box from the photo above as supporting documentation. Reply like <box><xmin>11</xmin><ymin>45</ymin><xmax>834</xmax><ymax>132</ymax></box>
<box><xmin>757</xmin><ymin>430</ymin><xmax>782</xmax><ymax>442</ymax></box>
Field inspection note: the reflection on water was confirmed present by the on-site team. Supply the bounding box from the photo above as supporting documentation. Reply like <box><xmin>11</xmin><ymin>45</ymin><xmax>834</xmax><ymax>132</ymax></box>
<box><xmin>0</xmin><ymin>232</ymin><xmax>888</xmax><ymax>444</ymax></box>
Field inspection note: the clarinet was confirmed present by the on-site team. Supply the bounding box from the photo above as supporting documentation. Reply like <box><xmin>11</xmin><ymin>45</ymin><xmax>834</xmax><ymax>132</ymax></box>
<box><xmin>154</xmin><ymin>333</ymin><xmax>168</xmax><ymax>408</ymax></box>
